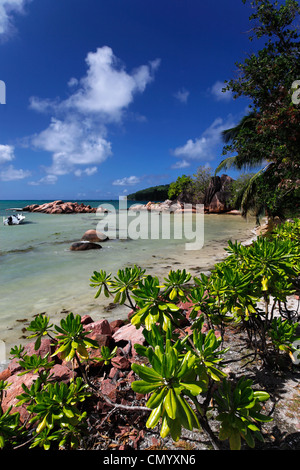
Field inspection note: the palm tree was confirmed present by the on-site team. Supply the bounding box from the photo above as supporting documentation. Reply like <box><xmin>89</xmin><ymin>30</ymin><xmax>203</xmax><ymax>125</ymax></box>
<box><xmin>215</xmin><ymin>112</ymin><xmax>276</xmax><ymax>222</ymax></box>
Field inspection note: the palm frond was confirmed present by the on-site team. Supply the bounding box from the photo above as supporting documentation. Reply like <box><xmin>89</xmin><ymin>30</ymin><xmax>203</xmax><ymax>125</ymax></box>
<box><xmin>214</xmin><ymin>156</ymin><xmax>238</xmax><ymax>175</ymax></box>
<box><xmin>221</xmin><ymin>112</ymin><xmax>257</xmax><ymax>144</ymax></box>
<box><xmin>240</xmin><ymin>163</ymin><xmax>274</xmax><ymax>220</ymax></box>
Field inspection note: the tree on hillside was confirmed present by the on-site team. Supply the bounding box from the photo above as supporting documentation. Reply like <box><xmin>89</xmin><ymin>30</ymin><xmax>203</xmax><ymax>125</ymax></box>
<box><xmin>168</xmin><ymin>166</ymin><xmax>212</xmax><ymax>203</ymax></box>
<box><xmin>168</xmin><ymin>175</ymin><xmax>194</xmax><ymax>201</ymax></box>
<box><xmin>216</xmin><ymin>0</ymin><xmax>300</xmax><ymax>220</ymax></box>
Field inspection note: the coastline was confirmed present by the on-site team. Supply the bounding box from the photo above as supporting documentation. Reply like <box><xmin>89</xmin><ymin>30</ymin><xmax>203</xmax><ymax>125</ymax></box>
<box><xmin>0</xmin><ymin>215</ymin><xmax>255</xmax><ymax>358</ymax></box>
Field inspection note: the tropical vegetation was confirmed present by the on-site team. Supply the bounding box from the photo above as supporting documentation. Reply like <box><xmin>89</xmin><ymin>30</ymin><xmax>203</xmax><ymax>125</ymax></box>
<box><xmin>1</xmin><ymin>217</ymin><xmax>299</xmax><ymax>450</ymax></box>
<box><xmin>216</xmin><ymin>0</ymin><xmax>300</xmax><ymax>219</ymax></box>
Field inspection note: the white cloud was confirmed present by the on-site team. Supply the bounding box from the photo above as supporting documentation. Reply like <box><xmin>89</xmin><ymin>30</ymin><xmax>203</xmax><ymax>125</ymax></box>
<box><xmin>0</xmin><ymin>144</ymin><xmax>31</xmax><ymax>181</ymax></box>
<box><xmin>172</xmin><ymin>116</ymin><xmax>235</xmax><ymax>162</ymax></box>
<box><xmin>112</xmin><ymin>175</ymin><xmax>141</xmax><ymax>186</ymax></box>
<box><xmin>174</xmin><ymin>88</ymin><xmax>189</xmax><ymax>104</ymax></box>
<box><xmin>65</xmin><ymin>48</ymin><xmax>159</xmax><ymax>121</ymax></box>
<box><xmin>67</xmin><ymin>77</ymin><xmax>79</xmax><ymax>88</ymax></box>
<box><xmin>0</xmin><ymin>144</ymin><xmax>15</xmax><ymax>163</ymax></box>
<box><xmin>0</xmin><ymin>0</ymin><xmax>31</xmax><ymax>37</ymax></box>
<box><xmin>74</xmin><ymin>166</ymin><xmax>98</xmax><ymax>177</ymax></box>
<box><xmin>28</xmin><ymin>174</ymin><xmax>57</xmax><ymax>186</ymax></box>
<box><xmin>29</xmin><ymin>47</ymin><xmax>160</xmax><ymax>180</ymax></box>
<box><xmin>171</xmin><ymin>159</ymin><xmax>190</xmax><ymax>169</ymax></box>
<box><xmin>0</xmin><ymin>164</ymin><xmax>31</xmax><ymax>181</ymax></box>
<box><xmin>31</xmin><ymin>117</ymin><xmax>112</xmax><ymax>176</ymax></box>
<box><xmin>209</xmin><ymin>81</ymin><xmax>232</xmax><ymax>102</ymax></box>
<box><xmin>31</xmin><ymin>47</ymin><xmax>160</xmax><ymax>122</ymax></box>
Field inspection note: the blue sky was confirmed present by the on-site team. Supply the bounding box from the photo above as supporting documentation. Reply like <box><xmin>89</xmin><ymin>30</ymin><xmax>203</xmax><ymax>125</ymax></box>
<box><xmin>0</xmin><ymin>0</ymin><xmax>259</xmax><ymax>200</ymax></box>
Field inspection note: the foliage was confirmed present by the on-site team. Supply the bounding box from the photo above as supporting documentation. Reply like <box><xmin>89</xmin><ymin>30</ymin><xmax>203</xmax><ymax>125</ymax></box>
<box><xmin>52</xmin><ymin>312</ymin><xmax>99</xmax><ymax>362</ymax></box>
<box><xmin>127</xmin><ymin>184</ymin><xmax>170</xmax><ymax>202</ymax></box>
<box><xmin>132</xmin><ymin>328</ymin><xmax>202</xmax><ymax>441</ymax></box>
<box><xmin>17</xmin><ymin>377</ymin><xmax>90</xmax><ymax>450</ymax></box>
<box><xmin>2</xmin><ymin>217</ymin><xmax>299</xmax><ymax>450</ymax></box>
<box><xmin>0</xmin><ymin>381</ymin><xmax>21</xmax><ymax>449</ymax></box>
<box><xmin>269</xmin><ymin>317</ymin><xmax>300</xmax><ymax>355</ymax></box>
<box><xmin>168</xmin><ymin>174</ymin><xmax>194</xmax><ymax>201</ymax></box>
<box><xmin>168</xmin><ymin>166</ymin><xmax>212</xmax><ymax>204</ymax></box>
<box><xmin>216</xmin><ymin>0</ymin><xmax>300</xmax><ymax>218</ymax></box>
<box><xmin>215</xmin><ymin>377</ymin><xmax>272</xmax><ymax>450</ymax></box>
<box><xmin>227</xmin><ymin>172</ymin><xmax>255</xmax><ymax>209</ymax></box>
<box><xmin>27</xmin><ymin>315</ymin><xmax>54</xmax><ymax>350</ymax></box>
<box><xmin>131</xmin><ymin>275</ymin><xmax>181</xmax><ymax>331</ymax></box>
<box><xmin>91</xmin><ymin>345</ymin><xmax>118</xmax><ymax>366</ymax></box>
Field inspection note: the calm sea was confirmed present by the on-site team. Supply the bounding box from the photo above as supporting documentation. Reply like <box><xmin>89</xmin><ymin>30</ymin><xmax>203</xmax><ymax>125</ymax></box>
<box><xmin>0</xmin><ymin>200</ymin><xmax>254</xmax><ymax>357</ymax></box>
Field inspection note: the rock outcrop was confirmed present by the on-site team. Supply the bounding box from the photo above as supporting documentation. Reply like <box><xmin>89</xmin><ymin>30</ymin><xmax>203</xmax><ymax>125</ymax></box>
<box><xmin>128</xmin><ymin>175</ymin><xmax>235</xmax><ymax>214</ymax></box>
<box><xmin>22</xmin><ymin>200</ymin><xmax>97</xmax><ymax>214</ymax></box>
<box><xmin>70</xmin><ymin>241</ymin><xmax>102</xmax><ymax>251</ymax></box>
<box><xmin>129</xmin><ymin>199</ymin><xmax>202</xmax><ymax>213</ymax></box>
<box><xmin>81</xmin><ymin>229</ymin><xmax>109</xmax><ymax>242</ymax></box>
<box><xmin>70</xmin><ymin>229</ymin><xmax>109</xmax><ymax>251</ymax></box>
<box><xmin>203</xmin><ymin>174</ymin><xmax>234</xmax><ymax>213</ymax></box>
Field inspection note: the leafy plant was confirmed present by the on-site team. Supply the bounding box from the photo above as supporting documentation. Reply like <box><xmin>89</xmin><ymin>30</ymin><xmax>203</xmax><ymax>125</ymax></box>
<box><xmin>161</xmin><ymin>269</ymin><xmax>192</xmax><ymax>301</ymax></box>
<box><xmin>27</xmin><ymin>314</ymin><xmax>54</xmax><ymax>350</ymax></box>
<box><xmin>131</xmin><ymin>275</ymin><xmax>180</xmax><ymax>331</ymax></box>
<box><xmin>52</xmin><ymin>312</ymin><xmax>99</xmax><ymax>362</ymax></box>
<box><xmin>18</xmin><ymin>377</ymin><xmax>90</xmax><ymax>450</ymax></box>
<box><xmin>214</xmin><ymin>377</ymin><xmax>272</xmax><ymax>450</ymax></box>
<box><xmin>91</xmin><ymin>345</ymin><xmax>118</xmax><ymax>366</ymax></box>
<box><xmin>17</xmin><ymin>353</ymin><xmax>55</xmax><ymax>376</ymax></box>
<box><xmin>131</xmin><ymin>333</ymin><xmax>201</xmax><ymax>441</ymax></box>
<box><xmin>190</xmin><ymin>317</ymin><xmax>229</xmax><ymax>382</ymax></box>
<box><xmin>0</xmin><ymin>381</ymin><xmax>21</xmax><ymax>449</ymax></box>
<box><xmin>110</xmin><ymin>265</ymin><xmax>146</xmax><ymax>307</ymax></box>
<box><xmin>89</xmin><ymin>269</ymin><xmax>112</xmax><ymax>299</ymax></box>
<box><xmin>268</xmin><ymin>317</ymin><xmax>300</xmax><ymax>357</ymax></box>
<box><xmin>0</xmin><ymin>406</ymin><xmax>21</xmax><ymax>449</ymax></box>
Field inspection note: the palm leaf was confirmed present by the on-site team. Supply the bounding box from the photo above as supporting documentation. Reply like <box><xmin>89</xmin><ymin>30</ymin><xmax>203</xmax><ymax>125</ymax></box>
<box><xmin>239</xmin><ymin>163</ymin><xmax>274</xmax><ymax>220</ymax></box>
<box><xmin>214</xmin><ymin>156</ymin><xmax>239</xmax><ymax>175</ymax></box>
<box><xmin>221</xmin><ymin>112</ymin><xmax>257</xmax><ymax>143</ymax></box>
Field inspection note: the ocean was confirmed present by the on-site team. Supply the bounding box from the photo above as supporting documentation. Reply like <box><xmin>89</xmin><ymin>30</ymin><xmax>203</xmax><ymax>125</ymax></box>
<box><xmin>0</xmin><ymin>199</ymin><xmax>254</xmax><ymax>357</ymax></box>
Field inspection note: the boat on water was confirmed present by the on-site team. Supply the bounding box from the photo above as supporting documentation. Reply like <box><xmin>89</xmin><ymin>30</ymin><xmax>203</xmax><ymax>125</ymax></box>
<box><xmin>3</xmin><ymin>213</ymin><xmax>26</xmax><ymax>225</ymax></box>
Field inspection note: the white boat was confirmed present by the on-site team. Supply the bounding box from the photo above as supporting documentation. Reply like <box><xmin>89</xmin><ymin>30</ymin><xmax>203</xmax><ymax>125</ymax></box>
<box><xmin>3</xmin><ymin>213</ymin><xmax>26</xmax><ymax>225</ymax></box>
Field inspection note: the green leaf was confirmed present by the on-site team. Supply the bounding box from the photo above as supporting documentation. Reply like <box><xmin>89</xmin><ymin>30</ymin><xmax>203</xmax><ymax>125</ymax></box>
<box><xmin>131</xmin><ymin>380</ymin><xmax>161</xmax><ymax>394</ymax></box>
<box><xmin>253</xmin><ymin>391</ymin><xmax>270</xmax><ymax>402</ymax></box>
<box><xmin>131</xmin><ymin>363</ymin><xmax>163</xmax><ymax>383</ymax></box>
<box><xmin>63</xmin><ymin>406</ymin><xmax>75</xmax><ymax>418</ymax></box>
<box><xmin>146</xmin><ymin>403</ymin><xmax>163</xmax><ymax>429</ymax></box>
<box><xmin>36</xmin><ymin>415</ymin><xmax>48</xmax><ymax>434</ymax></box>
<box><xmin>182</xmin><ymin>381</ymin><xmax>202</xmax><ymax>396</ymax></box>
<box><xmin>146</xmin><ymin>386</ymin><xmax>167</xmax><ymax>409</ymax></box>
<box><xmin>229</xmin><ymin>430</ymin><xmax>241</xmax><ymax>450</ymax></box>
<box><xmin>176</xmin><ymin>394</ymin><xmax>199</xmax><ymax>431</ymax></box>
<box><xmin>160</xmin><ymin>415</ymin><xmax>171</xmax><ymax>438</ymax></box>
<box><xmin>165</xmin><ymin>389</ymin><xmax>177</xmax><ymax>420</ymax></box>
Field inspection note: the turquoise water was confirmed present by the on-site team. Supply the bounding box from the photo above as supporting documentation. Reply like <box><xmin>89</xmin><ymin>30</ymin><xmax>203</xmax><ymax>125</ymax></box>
<box><xmin>0</xmin><ymin>200</ymin><xmax>254</xmax><ymax>351</ymax></box>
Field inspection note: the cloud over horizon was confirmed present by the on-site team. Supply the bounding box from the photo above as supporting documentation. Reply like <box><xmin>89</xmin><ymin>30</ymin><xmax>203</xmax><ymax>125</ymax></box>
<box><xmin>112</xmin><ymin>175</ymin><xmax>141</xmax><ymax>186</ymax></box>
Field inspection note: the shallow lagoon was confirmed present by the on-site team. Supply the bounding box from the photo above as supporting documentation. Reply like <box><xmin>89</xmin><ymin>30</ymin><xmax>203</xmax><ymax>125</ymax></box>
<box><xmin>0</xmin><ymin>200</ymin><xmax>254</xmax><ymax>351</ymax></box>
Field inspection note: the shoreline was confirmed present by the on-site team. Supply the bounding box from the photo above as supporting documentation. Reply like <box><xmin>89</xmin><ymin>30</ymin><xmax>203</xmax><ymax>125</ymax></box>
<box><xmin>0</xmin><ymin>219</ymin><xmax>255</xmax><ymax>360</ymax></box>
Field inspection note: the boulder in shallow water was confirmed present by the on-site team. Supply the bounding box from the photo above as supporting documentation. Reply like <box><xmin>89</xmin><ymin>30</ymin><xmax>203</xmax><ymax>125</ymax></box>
<box><xmin>81</xmin><ymin>229</ymin><xmax>109</xmax><ymax>242</ymax></box>
<box><xmin>70</xmin><ymin>241</ymin><xmax>102</xmax><ymax>251</ymax></box>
